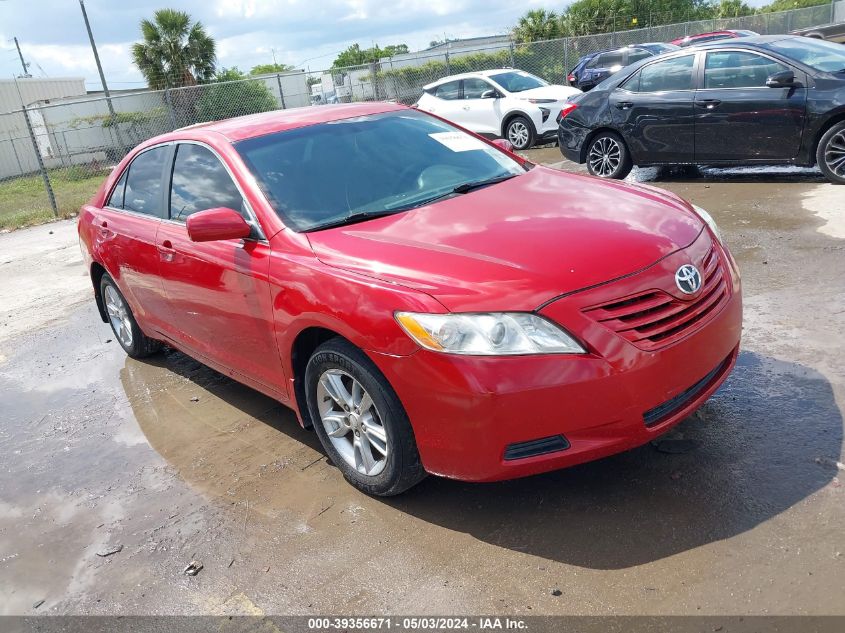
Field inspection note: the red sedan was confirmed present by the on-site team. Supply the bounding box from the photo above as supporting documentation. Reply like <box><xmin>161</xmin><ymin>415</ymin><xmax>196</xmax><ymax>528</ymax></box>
<box><xmin>78</xmin><ymin>103</ymin><xmax>742</xmax><ymax>495</ymax></box>
<box><xmin>670</xmin><ymin>29</ymin><xmax>758</xmax><ymax>47</ymax></box>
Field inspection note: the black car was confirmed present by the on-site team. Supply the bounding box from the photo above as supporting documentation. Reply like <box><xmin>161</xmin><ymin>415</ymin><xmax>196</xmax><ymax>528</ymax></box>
<box><xmin>558</xmin><ymin>36</ymin><xmax>845</xmax><ymax>184</ymax></box>
<box><xmin>567</xmin><ymin>43</ymin><xmax>680</xmax><ymax>91</ymax></box>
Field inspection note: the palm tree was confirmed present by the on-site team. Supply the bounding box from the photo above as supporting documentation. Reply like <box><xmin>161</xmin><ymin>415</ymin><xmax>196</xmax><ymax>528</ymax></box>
<box><xmin>131</xmin><ymin>9</ymin><xmax>216</xmax><ymax>89</ymax></box>
<box><xmin>513</xmin><ymin>9</ymin><xmax>562</xmax><ymax>43</ymax></box>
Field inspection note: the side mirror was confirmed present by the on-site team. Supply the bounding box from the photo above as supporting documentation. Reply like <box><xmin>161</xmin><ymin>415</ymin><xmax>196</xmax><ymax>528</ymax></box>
<box><xmin>492</xmin><ymin>138</ymin><xmax>515</xmax><ymax>152</ymax></box>
<box><xmin>766</xmin><ymin>70</ymin><xmax>795</xmax><ymax>87</ymax></box>
<box><xmin>481</xmin><ymin>89</ymin><xmax>498</xmax><ymax>99</ymax></box>
<box><xmin>186</xmin><ymin>207</ymin><xmax>252</xmax><ymax>242</ymax></box>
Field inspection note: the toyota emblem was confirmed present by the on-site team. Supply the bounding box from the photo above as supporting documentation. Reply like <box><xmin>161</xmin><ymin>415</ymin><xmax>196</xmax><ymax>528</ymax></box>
<box><xmin>675</xmin><ymin>264</ymin><xmax>702</xmax><ymax>294</ymax></box>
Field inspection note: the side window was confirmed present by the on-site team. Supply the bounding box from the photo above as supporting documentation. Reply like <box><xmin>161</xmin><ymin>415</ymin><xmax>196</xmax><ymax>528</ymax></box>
<box><xmin>704</xmin><ymin>51</ymin><xmax>790</xmax><ymax>89</ymax></box>
<box><xmin>627</xmin><ymin>49</ymin><xmax>652</xmax><ymax>64</ymax></box>
<box><xmin>123</xmin><ymin>146</ymin><xmax>167</xmax><ymax>216</ymax></box>
<box><xmin>169</xmin><ymin>144</ymin><xmax>245</xmax><ymax>222</ymax></box>
<box><xmin>106</xmin><ymin>168</ymin><xmax>128</xmax><ymax>209</ymax></box>
<box><xmin>434</xmin><ymin>81</ymin><xmax>461</xmax><ymax>100</ymax></box>
<box><xmin>636</xmin><ymin>55</ymin><xmax>696</xmax><ymax>92</ymax></box>
<box><xmin>462</xmin><ymin>78</ymin><xmax>493</xmax><ymax>99</ymax></box>
<box><xmin>594</xmin><ymin>51</ymin><xmax>625</xmax><ymax>68</ymax></box>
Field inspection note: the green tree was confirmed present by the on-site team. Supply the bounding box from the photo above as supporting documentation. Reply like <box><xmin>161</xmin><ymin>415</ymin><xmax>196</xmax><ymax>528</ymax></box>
<box><xmin>759</xmin><ymin>0</ymin><xmax>829</xmax><ymax>12</ymax></box>
<box><xmin>332</xmin><ymin>43</ymin><xmax>409</xmax><ymax>68</ymax></box>
<box><xmin>250</xmin><ymin>62</ymin><xmax>294</xmax><ymax>75</ymax></box>
<box><xmin>513</xmin><ymin>9</ymin><xmax>562</xmax><ymax>42</ymax></box>
<box><xmin>715</xmin><ymin>0</ymin><xmax>755</xmax><ymax>18</ymax></box>
<box><xmin>131</xmin><ymin>9</ymin><xmax>216</xmax><ymax>89</ymax></box>
<box><xmin>196</xmin><ymin>67</ymin><xmax>278</xmax><ymax>123</ymax></box>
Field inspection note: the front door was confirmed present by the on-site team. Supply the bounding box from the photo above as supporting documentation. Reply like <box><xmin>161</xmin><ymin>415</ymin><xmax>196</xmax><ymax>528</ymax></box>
<box><xmin>155</xmin><ymin>142</ymin><xmax>284</xmax><ymax>396</ymax></box>
<box><xmin>694</xmin><ymin>50</ymin><xmax>807</xmax><ymax>161</ymax></box>
<box><xmin>610</xmin><ymin>53</ymin><xmax>698</xmax><ymax>164</ymax></box>
<box><xmin>459</xmin><ymin>77</ymin><xmax>502</xmax><ymax>135</ymax></box>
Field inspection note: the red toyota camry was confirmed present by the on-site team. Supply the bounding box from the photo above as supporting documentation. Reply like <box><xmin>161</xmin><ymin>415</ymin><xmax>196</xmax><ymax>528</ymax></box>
<box><xmin>78</xmin><ymin>103</ymin><xmax>742</xmax><ymax>495</ymax></box>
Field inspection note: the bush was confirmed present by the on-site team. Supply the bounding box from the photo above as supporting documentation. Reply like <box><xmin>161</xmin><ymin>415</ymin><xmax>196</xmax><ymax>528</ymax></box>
<box><xmin>196</xmin><ymin>77</ymin><xmax>278</xmax><ymax>123</ymax></box>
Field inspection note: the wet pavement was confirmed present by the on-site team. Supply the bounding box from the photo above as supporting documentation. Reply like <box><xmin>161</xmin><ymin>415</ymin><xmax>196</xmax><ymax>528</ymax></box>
<box><xmin>1</xmin><ymin>151</ymin><xmax>843</xmax><ymax>616</ymax></box>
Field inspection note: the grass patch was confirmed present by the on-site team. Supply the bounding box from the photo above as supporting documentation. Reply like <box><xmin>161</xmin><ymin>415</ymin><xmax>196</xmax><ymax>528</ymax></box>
<box><xmin>0</xmin><ymin>166</ymin><xmax>110</xmax><ymax>231</ymax></box>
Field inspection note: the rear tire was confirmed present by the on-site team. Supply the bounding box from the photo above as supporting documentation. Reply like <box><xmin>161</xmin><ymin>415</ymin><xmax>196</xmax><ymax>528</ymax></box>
<box><xmin>100</xmin><ymin>274</ymin><xmax>162</xmax><ymax>358</ymax></box>
<box><xmin>305</xmin><ymin>338</ymin><xmax>426</xmax><ymax>496</ymax></box>
<box><xmin>505</xmin><ymin>115</ymin><xmax>535</xmax><ymax>151</ymax></box>
<box><xmin>586</xmin><ymin>131</ymin><xmax>633</xmax><ymax>180</ymax></box>
<box><xmin>817</xmin><ymin>121</ymin><xmax>845</xmax><ymax>185</ymax></box>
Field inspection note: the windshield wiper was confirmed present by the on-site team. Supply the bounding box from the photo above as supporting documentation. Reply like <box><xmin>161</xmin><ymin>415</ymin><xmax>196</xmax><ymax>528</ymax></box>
<box><xmin>307</xmin><ymin>209</ymin><xmax>401</xmax><ymax>232</ymax></box>
<box><xmin>452</xmin><ymin>173</ymin><xmax>518</xmax><ymax>194</ymax></box>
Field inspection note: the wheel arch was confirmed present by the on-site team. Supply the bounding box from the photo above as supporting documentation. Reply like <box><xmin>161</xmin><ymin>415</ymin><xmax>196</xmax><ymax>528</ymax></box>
<box><xmin>500</xmin><ymin>110</ymin><xmax>537</xmax><ymax>139</ymax></box>
<box><xmin>290</xmin><ymin>326</ymin><xmax>351</xmax><ymax>428</ymax></box>
<box><xmin>810</xmin><ymin>111</ymin><xmax>845</xmax><ymax>166</ymax></box>
<box><xmin>90</xmin><ymin>261</ymin><xmax>108</xmax><ymax>323</ymax></box>
<box><xmin>580</xmin><ymin>126</ymin><xmax>629</xmax><ymax>163</ymax></box>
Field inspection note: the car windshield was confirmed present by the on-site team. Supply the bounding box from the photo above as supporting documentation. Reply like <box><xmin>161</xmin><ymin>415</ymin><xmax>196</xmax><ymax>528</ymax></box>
<box><xmin>235</xmin><ymin>110</ymin><xmax>525</xmax><ymax>232</ymax></box>
<box><xmin>488</xmin><ymin>71</ymin><xmax>548</xmax><ymax>93</ymax></box>
<box><xmin>768</xmin><ymin>38</ymin><xmax>845</xmax><ymax>73</ymax></box>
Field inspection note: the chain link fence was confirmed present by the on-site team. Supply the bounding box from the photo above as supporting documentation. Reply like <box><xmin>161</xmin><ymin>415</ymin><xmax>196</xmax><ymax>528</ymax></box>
<box><xmin>1</xmin><ymin>1</ymin><xmax>841</xmax><ymax>230</ymax></box>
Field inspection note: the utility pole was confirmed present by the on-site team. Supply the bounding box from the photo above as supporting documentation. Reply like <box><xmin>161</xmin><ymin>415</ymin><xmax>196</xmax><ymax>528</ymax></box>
<box><xmin>78</xmin><ymin>0</ymin><xmax>126</xmax><ymax>153</ymax></box>
<box><xmin>13</xmin><ymin>37</ymin><xmax>31</xmax><ymax>77</ymax></box>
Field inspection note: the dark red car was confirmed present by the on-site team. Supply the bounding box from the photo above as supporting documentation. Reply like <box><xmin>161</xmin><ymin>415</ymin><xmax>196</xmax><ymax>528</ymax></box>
<box><xmin>78</xmin><ymin>103</ymin><xmax>742</xmax><ymax>495</ymax></box>
<box><xmin>671</xmin><ymin>29</ymin><xmax>758</xmax><ymax>47</ymax></box>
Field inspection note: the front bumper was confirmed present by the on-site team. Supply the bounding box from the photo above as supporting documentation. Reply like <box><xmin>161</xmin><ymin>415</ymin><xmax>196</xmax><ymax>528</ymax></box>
<box><xmin>369</xmin><ymin>233</ymin><xmax>742</xmax><ymax>482</ymax></box>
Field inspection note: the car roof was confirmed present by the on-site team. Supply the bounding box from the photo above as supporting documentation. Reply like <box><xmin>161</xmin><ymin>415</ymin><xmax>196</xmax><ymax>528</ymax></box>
<box><xmin>423</xmin><ymin>68</ymin><xmax>526</xmax><ymax>89</ymax></box>
<box><xmin>687</xmin><ymin>34</ymin><xmax>794</xmax><ymax>49</ymax></box>
<box><xmin>156</xmin><ymin>102</ymin><xmax>407</xmax><ymax>143</ymax></box>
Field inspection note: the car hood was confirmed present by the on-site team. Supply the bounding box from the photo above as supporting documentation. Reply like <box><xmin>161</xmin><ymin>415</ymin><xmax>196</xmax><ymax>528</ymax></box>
<box><xmin>307</xmin><ymin>167</ymin><xmax>703</xmax><ymax>312</ymax></box>
<box><xmin>512</xmin><ymin>84</ymin><xmax>581</xmax><ymax>102</ymax></box>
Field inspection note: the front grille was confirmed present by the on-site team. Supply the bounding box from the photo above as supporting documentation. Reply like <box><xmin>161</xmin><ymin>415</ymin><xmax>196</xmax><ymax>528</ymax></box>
<box><xmin>504</xmin><ymin>435</ymin><xmax>570</xmax><ymax>461</ymax></box>
<box><xmin>583</xmin><ymin>244</ymin><xmax>728</xmax><ymax>351</ymax></box>
<box><xmin>643</xmin><ymin>356</ymin><xmax>730</xmax><ymax>427</ymax></box>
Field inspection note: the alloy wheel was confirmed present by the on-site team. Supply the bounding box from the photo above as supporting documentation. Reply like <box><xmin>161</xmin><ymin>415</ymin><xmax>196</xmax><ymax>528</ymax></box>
<box><xmin>316</xmin><ymin>369</ymin><xmax>388</xmax><ymax>476</ymax></box>
<box><xmin>823</xmin><ymin>129</ymin><xmax>845</xmax><ymax>178</ymax></box>
<box><xmin>588</xmin><ymin>136</ymin><xmax>622</xmax><ymax>177</ymax></box>
<box><xmin>104</xmin><ymin>285</ymin><xmax>133</xmax><ymax>348</ymax></box>
<box><xmin>507</xmin><ymin>121</ymin><xmax>530</xmax><ymax>149</ymax></box>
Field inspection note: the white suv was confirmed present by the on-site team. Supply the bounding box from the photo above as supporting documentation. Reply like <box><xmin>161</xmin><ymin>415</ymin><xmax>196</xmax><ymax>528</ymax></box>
<box><xmin>416</xmin><ymin>69</ymin><xmax>581</xmax><ymax>150</ymax></box>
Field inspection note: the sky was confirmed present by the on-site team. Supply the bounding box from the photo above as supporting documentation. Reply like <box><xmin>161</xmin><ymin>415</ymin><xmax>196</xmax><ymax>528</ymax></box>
<box><xmin>0</xmin><ymin>0</ymin><xmax>553</xmax><ymax>90</ymax></box>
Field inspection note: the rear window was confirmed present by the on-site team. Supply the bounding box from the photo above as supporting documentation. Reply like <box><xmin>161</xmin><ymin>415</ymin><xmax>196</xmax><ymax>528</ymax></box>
<box><xmin>123</xmin><ymin>146</ymin><xmax>167</xmax><ymax>216</ymax></box>
<box><xmin>590</xmin><ymin>51</ymin><xmax>624</xmax><ymax>68</ymax></box>
<box><xmin>434</xmin><ymin>81</ymin><xmax>460</xmax><ymax>100</ymax></box>
<box><xmin>235</xmin><ymin>110</ymin><xmax>524</xmax><ymax>232</ymax></box>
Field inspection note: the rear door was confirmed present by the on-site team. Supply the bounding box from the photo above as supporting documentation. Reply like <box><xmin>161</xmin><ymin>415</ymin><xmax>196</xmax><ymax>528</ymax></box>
<box><xmin>422</xmin><ymin>80</ymin><xmax>463</xmax><ymax>123</ymax></box>
<box><xmin>610</xmin><ymin>53</ymin><xmax>698</xmax><ymax>163</ymax></box>
<box><xmin>694</xmin><ymin>49</ymin><xmax>807</xmax><ymax>161</ymax></box>
<box><xmin>458</xmin><ymin>77</ymin><xmax>502</xmax><ymax>135</ymax></box>
<box><xmin>155</xmin><ymin>142</ymin><xmax>284</xmax><ymax>396</ymax></box>
<box><xmin>97</xmin><ymin>145</ymin><xmax>171</xmax><ymax>332</ymax></box>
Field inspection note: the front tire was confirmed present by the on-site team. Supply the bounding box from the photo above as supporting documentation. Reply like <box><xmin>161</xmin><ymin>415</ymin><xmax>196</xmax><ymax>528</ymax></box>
<box><xmin>100</xmin><ymin>274</ymin><xmax>162</xmax><ymax>358</ymax></box>
<box><xmin>586</xmin><ymin>131</ymin><xmax>633</xmax><ymax>179</ymax></box>
<box><xmin>505</xmin><ymin>115</ymin><xmax>535</xmax><ymax>151</ymax></box>
<box><xmin>305</xmin><ymin>338</ymin><xmax>426</xmax><ymax>496</ymax></box>
<box><xmin>817</xmin><ymin>121</ymin><xmax>845</xmax><ymax>185</ymax></box>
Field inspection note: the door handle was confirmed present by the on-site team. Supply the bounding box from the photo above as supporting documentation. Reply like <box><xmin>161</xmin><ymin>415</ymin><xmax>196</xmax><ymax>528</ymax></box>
<box><xmin>101</xmin><ymin>220</ymin><xmax>108</xmax><ymax>228</ymax></box>
<box><xmin>696</xmin><ymin>99</ymin><xmax>722</xmax><ymax>109</ymax></box>
<box><xmin>462</xmin><ymin>105</ymin><xmax>470</xmax><ymax>110</ymax></box>
<box><xmin>615</xmin><ymin>101</ymin><xmax>633</xmax><ymax>110</ymax></box>
<box><xmin>158</xmin><ymin>239</ymin><xmax>174</xmax><ymax>262</ymax></box>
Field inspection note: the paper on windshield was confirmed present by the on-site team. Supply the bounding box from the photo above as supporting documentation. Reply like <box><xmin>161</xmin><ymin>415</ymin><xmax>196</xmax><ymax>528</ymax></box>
<box><xmin>429</xmin><ymin>132</ymin><xmax>489</xmax><ymax>152</ymax></box>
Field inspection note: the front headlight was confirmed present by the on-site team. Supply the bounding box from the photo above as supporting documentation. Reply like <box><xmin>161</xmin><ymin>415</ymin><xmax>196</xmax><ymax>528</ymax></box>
<box><xmin>395</xmin><ymin>312</ymin><xmax>586</xmax><ymax>356</ymax></box>
<box><xmin>692</xmin><ymin>204</ymin><xmax>723</xmax><ymax>243</ymax></box>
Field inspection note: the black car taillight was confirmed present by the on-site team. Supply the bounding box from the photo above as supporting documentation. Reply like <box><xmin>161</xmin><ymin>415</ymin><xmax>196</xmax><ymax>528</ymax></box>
<box><xmin>558</xmin><ymin>103</ymin><xmax>578</xmax><ymax>123</ymax></box>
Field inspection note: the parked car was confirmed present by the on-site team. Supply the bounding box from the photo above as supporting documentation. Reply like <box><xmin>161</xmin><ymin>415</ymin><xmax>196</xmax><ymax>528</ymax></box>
<box><xmin>790</xmin><ymin>21</ymin><xmax>845</xmax><ymax>44</ymax></box>
<box><xmin>568</xmin><ymin>43</ymin><xmax>680</xmax><ymax>91</ymax></box>
<box><xmin>78</xmin><ymin>102</ymin><xmax>742</xmax><ymax>495</ymax></box>
<box><xmin>558</xmin><ymin>36</ymin><xmax>845</xmax><ymax>184</ymax></box>
<box><xmin>671</xmin><ymin>29</ymin><xmax>758</xmax><ymax>47</ymax></box>
<box><xmin>416</xmin><ymin>69</ymin><xmax>580</xmax><ymax>150</ymax></box>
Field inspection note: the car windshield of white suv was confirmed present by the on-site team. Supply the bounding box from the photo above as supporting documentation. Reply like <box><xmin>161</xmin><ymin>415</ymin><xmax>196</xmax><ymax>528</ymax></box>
<box><xmin>488</xmin><ymin>71</ymin><xmax>548</xmax><ymax>93</ymax></box>
<box><xmin>235</xmin><ymin>110</ymin><xmax>526</xmax><ymax>232</ymax></box>
<box><xmin>768</xmin><ymin>38</ymin><xmax>845</xmax><ymax>73</ymax></box>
